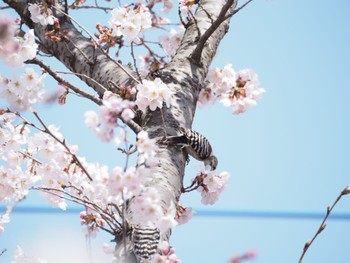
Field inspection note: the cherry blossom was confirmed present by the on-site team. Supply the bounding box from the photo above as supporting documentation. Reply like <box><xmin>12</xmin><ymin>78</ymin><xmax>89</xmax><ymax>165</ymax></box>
<box><xmin>109</xmin><ymin>4</ymin><xmax>152</xmax><ymax>43</ymax></box>
<box><xmin>135</xmin><ymin>78</ymin><xmax>172</xmax><ymax>112</ymax></box>
<box><xmin>161</xmin><ymin>0</ymin><xmax>174</xmax><ymax>13</ymax></box>
<box><xmin>176</xmin><ymin>204</ymin><xmax>194</xmax><ymax>225</ymax></box>
<box><xmin>0</xmin><ymin>29</ymin><xmax>38</xmax><ymax>68</ymax></box>
<box><xmin>84</xmin><ymin>91</ymin><xmax>135</xmax><ymax>142</ymax></box>
<box><xmin>206</xmin><ymin>64</ymin><xmax>236</xmax><ymax>96</ymax></box>
<box><xmin>11</xmin><ymin>246</ymin><xmax>47</xmax><ymax>263</ymax></box>
<box><xmin>151</xmin><ymin>241</ymin><xmax>182</xmax><ymax>263</ymax></box>
<box><xmin>197</xmin><ymin>85</ymin><xmax>216</xmax><ymax>108</ymax></box>
<box><xmin>219</xmin><ymin>69</ymin><xmax>265</xmax><ymax>115</ymax></box>
<box><xmin>191</xmin><ymin>167</ymin><xmax>230</xmax><ymax>205</ymax></box>
<box><xmin>28</xmin><ymin>3</ymin><xmax>55</xmax><ymax>26</ymax></box>
<box><xmin>136</xmin><ymin>131</ymin><xmax>158</xmax><ymax>159</ymax></box>
<box><xmin>179</xmin><ymin>0</ymin><xmax>196</xmax><ymax>14</ymax></box>
<box><xmin>159</xmin><ymin>27</ymin><xmax>185</xmax><ymax>57</ymax></box>
<box><xmin>129</xmin><ymin>187</ymin><xmax>164</xmax><ymax>226</ymax></box>
<box><xmin>200</xmin><ymin>65</ymin><xmax>265</xmax><ymax>115</ymax></box>
<box><xmin>0</xmin><ymin>15</ymin><xmax>18</xmax><ymax>56</ymax></box>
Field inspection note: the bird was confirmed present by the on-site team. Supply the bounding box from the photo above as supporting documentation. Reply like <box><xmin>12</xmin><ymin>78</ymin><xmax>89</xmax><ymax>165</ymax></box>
<box><xmin>165</xmin><ymin>128</ymin><xmax>218</xmax><ymax>170</ymax></box>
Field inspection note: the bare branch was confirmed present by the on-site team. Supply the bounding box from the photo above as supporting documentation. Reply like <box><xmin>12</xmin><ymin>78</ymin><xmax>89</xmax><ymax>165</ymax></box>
<box><xmin>298</xmin><ymin>186</ymin><xmax>350</xmax><ymax>263</ymax></box>
<box><xmin>191</xmin><ymin>0</ymin><xmax>237</xmax><ymax>63</ymax></box>
<box><xmin>69</xmin><ymin>5</ymin><xmax>113</xmax><ymax>12</ymax></box>
<box><xmin>32</xmin><ymin>112</ymin><xmax>94</xmax><ymax>182</ymax></box>
<box><xmin>223</xmin><ymin>0</ymin><xmax>254</xmax><ymax>21</ymax></box>
<box><xmin>130</xmin><ymin>42</ymin><xmax>143</xmax><ymax>83</ymax></box>
<box><xmin>33</xmin><ymin>186</ymin><xmax>119</xmax><ymax>234</ymax></box>
<box><xmin>51</xmin><ymin>6</ymin><xmax>141</xmax><ymax>84</ymax></box>
<box><xmin>26</xmin><ymin>58</ymin><xmax>103</xmax><ymax>105</ymax></box>
<box><xmin>0</xmin><ymin>249</ymin><xmax>7</xmax><ymax>257</ymax></box>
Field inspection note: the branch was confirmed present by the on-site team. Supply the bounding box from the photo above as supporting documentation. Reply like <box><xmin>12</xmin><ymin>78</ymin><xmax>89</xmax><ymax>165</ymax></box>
<box><xmin>3</xmin><ymin>0</ymin><xmax>137</xmax><ymax>99</ymax></box>
<box><xmin>223</xmin><ymin>0</ymin><xmax>254</xmax><ymax>21</ymax></box>
<box><xmin>34</xmin><ymin>186</ymin><xmax>119</xmax><ymax>234</ymax></box>
<box><xmin>33</xmin><ymin>112</ymin><xmax>94</xmax><ymax>181</ymax></box>
<box><xmin>0</xmin><ymin>249</ymin><xmax>6</xmax><ymax>257</ymax></box>
<box><xmin>14</xmin><ymin>110</ymin><xmax>94</xmax><ymax>182</ymax></box>
<box><xmin>51</xmin><ymin>5</ymin><xmax>140</xmax><ymax>85</ymax></box>
<box><xmin>298</xmin><ymin>186</ymin><xmax>350</xmax><ymax>263</ymax></box>
<box><xmin>191</xmin><ymin>0</ymin><xmax>237</xmax><ymax>63</ymax></box>
<box><xmin>68</xmin><ymin>5</ymin><xmax>113</xmax><ymax>12</ymax></box>
<box><xmin>26</xmin><ymin>58</ymin><xmax>103</xmax><ymax>105</ymax></box>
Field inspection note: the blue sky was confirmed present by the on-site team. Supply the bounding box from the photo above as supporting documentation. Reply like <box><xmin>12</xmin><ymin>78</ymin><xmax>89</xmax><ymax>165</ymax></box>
<box><xmin>1</xmin><ymin>0</ymin><xmax>350</xmax><ymax>262</ymax></box>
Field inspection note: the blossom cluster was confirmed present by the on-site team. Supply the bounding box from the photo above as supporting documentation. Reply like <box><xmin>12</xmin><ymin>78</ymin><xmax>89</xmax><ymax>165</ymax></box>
<box><xmin>159</xmin><ymin>27</ymin><xmax>185</xmax><ymax>57</ymax></box>
<box><xmin>151</xmin><ymin>241</ymin><xmax>182</xmax><ymax>263</ymax></box>
<box><xmin>0</xmin><ymin>110</ymin><xmax>167</xmax><ymax>238</ymax></box>
<box><xmin>0</xmin><ymin>68</ymin><xmax>46</xmax><ymax>112</ymax></box>
<box><xmin>179</xmin><ymin>0</ymin><xmax>196</xmax><ymax>14</ymax></box>
<box><xmin>194</xmin><ymin>167</ymin><xmax>230</xmax><ymax>205</ymax></box>
<box><xmin>129</xmin><ymin>187</ymin><xmax>178</xmax><ymax>232</ymax></box>
<box><xmin>85</xmin><ymin>91</ymin><xmax>136</xmax><ymax>142</ymax></box>
<box><xmin>198</xmin><ymin>64</ymin><xmax>266</xmax><ymax>114</ymax></box>
<box><xmin>11</xmin><ymin>246</ymin><xmax>46</xmax><ymax>263</ymax></box>
<box><xmin>28</xmin><ymin>3</ymin><xmax>55</xmax><ymax>26</ymax></box>
<box><xmin>108</xmin><ymin>4</ymin><xmax>152</xmax><ymax>43</ymax></box>
<box><xmin>108</xmin><ymin>131</ymin><xmax>157</xmax><ymax>199</ymax></box>
<box><xmin>0</xmin><ymin>17</ymin><xmax>38</xmax><ymax>68</ymax></box>
<box><xmin>135</xmin><ymin>78</ymin><xmax>172</xmax><ymax>112</ymax></box>
<box><xmin>175</xmin><ymin>203</ymin><xmax>193</xmax><ymax>225</ymax></box>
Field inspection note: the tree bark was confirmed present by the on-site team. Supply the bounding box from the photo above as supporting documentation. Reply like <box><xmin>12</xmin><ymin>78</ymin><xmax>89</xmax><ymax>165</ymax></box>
<box><xmin>5</xmin><ymin>0</ymin><xmax>238</xmax><ymax>261</ymax></box>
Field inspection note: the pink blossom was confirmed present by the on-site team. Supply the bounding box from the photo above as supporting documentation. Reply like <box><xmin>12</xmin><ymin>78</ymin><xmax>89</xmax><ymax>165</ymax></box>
<box><xmin>151</xmin><ymin>241</ymin><xmax>182</xmax><ymax>263</ymax></box>
<box><xmin>194</xmin><ymin>167</ymin><xmax>230</xmax><ymax>205</ymax></box>
<box><xmin>135</xmin><ymin>78</ymin><xmax>172</xmax><ymax>112</ymax></box>
<box><xmin>109</xmin><ymin>5</ymin><xmax>152</xmax><ymax>42</ymax></box>
<box><xmin>28</xmin><ymin>3</ymin><xmax>55</xmax><ymax>26</ymax></box>
<box><xmin>84</xmin><ymin>92</ymin><xmax>135</xmax><ymax>142</ymax></box>
<box><xmin>0</xmin><ymin>29</ymin><xmax>38</xmax><ymax>68</ymax></box>
<box><xmin>176</xmin><ymin>204</ymin><xmax>193</xmax><ymax>225</ymax></box>
<box><xmin>197</xmin><ymin>85</ymin><xmax>216</xmax><ymax>108</ymax></box>
<box><xmin>159</xmin><ymin>27</ymin><xmax>185</xmax><ymax>57</ymax></box>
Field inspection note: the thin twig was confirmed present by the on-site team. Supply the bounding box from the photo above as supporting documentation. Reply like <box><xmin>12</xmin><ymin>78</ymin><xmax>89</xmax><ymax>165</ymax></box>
<box><xmin>51</xmin><ymin>6</ymin><xmax>140</xmax><ymax>84</ymax></box>
<box><xmin>191</xmin><ymin>0</ymin><xmax>237</xmax><ymax>63</ymax></box>
<box><xmin>35</xmin><ymin>188</ymin><xmax>117</xmax><ymax>234</ymax></box>
<box><xmin>56</xmin><ymin>71</ymin><xmax>107</xmax><ymax>95</ymax></box>
<box><xmin>17</xmin><ymin>151</ymin><xmax>42</xmax><ymax>165</ymax></box>
<box><xmin>0</xmin><ymin>248</ymin><xmax>7</xmax><ymax>257</ymax></box>
<box><xmin>130</xmin><ymin>42</ymin><xmax>143</xmax><ymax>83</ymax></box>
<box><xmin>33</xmin><ymin>112</ymin><xmax>93</xmax><ymax>181</ymax></box>
<box><xmin>34</xmin><ymin>186</ymin><xmax>121</xmax><ymax>230</ymax></box>
<box><xmin>26</xmin><ymin>58</ymin><xmax>103</xmax><ymax>105</ymax></box>
<box><xmin>223</xmin><ymin>0</ymin><xmax>254</xmax><ymax>21</ymax></box>
<box><xmin>69</xmin><ymin>5</ymin><xmax>113</xmax><ymax>12</ymax></box>
<box><xmin>298</xmin><ymin>186</ymin><xmax>350</xmax><ymax>263</ymax></box>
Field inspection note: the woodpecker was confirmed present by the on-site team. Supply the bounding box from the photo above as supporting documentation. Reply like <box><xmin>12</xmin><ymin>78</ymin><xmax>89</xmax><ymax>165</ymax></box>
<box><xmin>166</xmin><ymin>128</ymin><xmax>218</xmax><ymax>170</ymax></box>
<box><xmin>132</xmin><ymin>225</ymin><xmax>160</xmax><ymax>263</ymax></box>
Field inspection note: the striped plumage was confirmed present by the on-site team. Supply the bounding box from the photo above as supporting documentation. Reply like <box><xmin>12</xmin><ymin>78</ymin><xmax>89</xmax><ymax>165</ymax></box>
<box><xmin>166</xmin><ymin>129</ymin><xmax>218</xmax><ymax>170</ymax></box>
<box><xmin>132</xmin><ymin>226</ymin><xmax>160</xmax><ymax>263</ymax></box>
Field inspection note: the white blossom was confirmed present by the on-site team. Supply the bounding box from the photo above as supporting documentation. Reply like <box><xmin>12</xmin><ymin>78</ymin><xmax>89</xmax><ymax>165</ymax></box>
<box><xmin>109</xmin><ymin>5</ymin><xmax>152</xmax><ymax>43</ymax></box>
<box><xmin>135</xmin><ymin>78</ymin><xmax>172</xmax><ymax>112</ymax></box>
<box><xmin>28</xmin><ymin>3</ymin><xmax>55</xmax><ymax>26</ymax></box>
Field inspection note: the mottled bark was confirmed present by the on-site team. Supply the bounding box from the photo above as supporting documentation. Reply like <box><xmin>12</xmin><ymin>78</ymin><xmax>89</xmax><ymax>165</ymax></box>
<box><xmin>4</xmin><ymin>0</ymin><xmax>238</xmax><ymax>262</ymax></box>
<box><xmin>4</xmin><ymin>0</ymin><xmax>135</xmax><ymax>96</ymax></box>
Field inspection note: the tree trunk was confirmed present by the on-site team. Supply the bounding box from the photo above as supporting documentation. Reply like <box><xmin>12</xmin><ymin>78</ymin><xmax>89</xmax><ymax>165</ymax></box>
<box><xmin>5</xmin><ymin>0</ymin><xmax>238</xmax><ymax>261</ymax></box>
